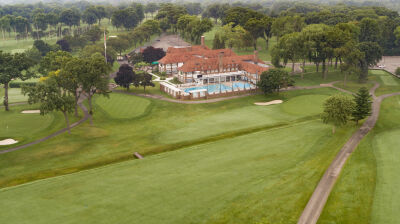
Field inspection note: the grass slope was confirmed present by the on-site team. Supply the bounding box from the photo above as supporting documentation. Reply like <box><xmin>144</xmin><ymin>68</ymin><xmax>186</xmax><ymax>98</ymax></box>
<box><xmin>319</xmin><ymin>95</ymin><xmax>400</xmax><ymax>224</ymax></box>
<box><xmin>0</xmin><ymin>120</ymin><xmax>358</xmax><ymax>224</ymax></box>
<box><xmin>0</xmin><ymin>104</ymin><xmax>81</xmax><ymax>150</ymax></box>
<box><xmin>0</xmin><ymin>88</ymin><xmax>341</xmax><ymax>188</ymax></box>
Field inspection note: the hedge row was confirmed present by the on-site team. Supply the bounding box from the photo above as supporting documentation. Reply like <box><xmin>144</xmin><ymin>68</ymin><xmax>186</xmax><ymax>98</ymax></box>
<box><xmin>9</xmin><ymin>82</ymin><xmax>37</xmax><ymax>88</ymax></box>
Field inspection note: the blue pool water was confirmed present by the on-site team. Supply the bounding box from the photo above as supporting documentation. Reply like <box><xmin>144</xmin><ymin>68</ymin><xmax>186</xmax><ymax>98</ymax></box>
<box><xmin>184</xmin><ymin>83</ymin><xmax>253</xmax><ymax>94</ymax></box>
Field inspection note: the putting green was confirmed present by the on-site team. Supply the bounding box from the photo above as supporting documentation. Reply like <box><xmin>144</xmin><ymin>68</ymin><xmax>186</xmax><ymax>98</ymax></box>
<box><xmin>94</xmin><ymin>93</ymin><xmax>151</xmax><ymax>119</ymax></box>
<box><xmin>280</xmin><ymin>95</ymin><xmax>327</xmax><ymax>116</ymax></box>
<box><xmin>0</xmin><ymin>121</ymin><xmax>350</xmax><ymax>224</ymax></box>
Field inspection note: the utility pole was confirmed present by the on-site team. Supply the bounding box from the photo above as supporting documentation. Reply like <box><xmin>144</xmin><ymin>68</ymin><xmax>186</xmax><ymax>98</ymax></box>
<box><xmin>104</xmin><ymin>29</ymin><xmax>107</xmax><ymax>64</ymax></box>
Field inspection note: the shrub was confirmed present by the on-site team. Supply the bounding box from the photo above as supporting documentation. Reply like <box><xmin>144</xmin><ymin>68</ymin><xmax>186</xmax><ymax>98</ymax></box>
<box><xmin>9</xmin><ymin>82</ymin><xmax>36</xmax><ymax>88</ymax></box>
<box><xmin>396</xmin><ymin>67</ymin><xmax>400</xmax><ymax>76</ymax></box>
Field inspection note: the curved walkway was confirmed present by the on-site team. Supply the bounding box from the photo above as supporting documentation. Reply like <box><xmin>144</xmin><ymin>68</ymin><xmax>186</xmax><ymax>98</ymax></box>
<box><xmin>113</xmin><ymin>83</ymin><xmax>329</xmax><ymax>104</ymax></box>
<box><xmin>297</xmin><ymin>83</ymin><xmax>400</xmax><ymax>224</ymax></box>
<box><xmin>0</xmin><ymin>99</ymin><xmax>90</xmax><ymax>155</ymax></box>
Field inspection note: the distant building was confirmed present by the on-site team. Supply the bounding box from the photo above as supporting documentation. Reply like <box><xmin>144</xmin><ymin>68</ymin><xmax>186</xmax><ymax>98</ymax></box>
<box><xmin>158</xmin><ymin>36</ymin><xmax>269</xmax><ymax>85</ymax></box>
<box><xmin>158</xmin><ymin>36</ymin><xmax>270</xmax><ymax>99</ymax></box>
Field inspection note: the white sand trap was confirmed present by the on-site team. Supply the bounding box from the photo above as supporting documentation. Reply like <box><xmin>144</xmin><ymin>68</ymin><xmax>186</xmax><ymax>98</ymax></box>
<box><xmin>0</xmin><ymin>139</ymin><xmax>18</xmax><ymax>146</ymax></box>
<box><xmin>21</xmin><ymin>110</ymin><xmax>40</xmax><ymax>114</ymax></box>
<box><xmin>254</xmin><ymin>100</ymin><xmax>283</xmax><ymax>106</ymax></box>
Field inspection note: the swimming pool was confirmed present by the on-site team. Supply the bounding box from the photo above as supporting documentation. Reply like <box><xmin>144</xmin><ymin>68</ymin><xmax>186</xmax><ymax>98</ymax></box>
<box><xmin>184</xmin><ymin>82</ymin><xmax>253</xmax><ymax>94</ymax></box>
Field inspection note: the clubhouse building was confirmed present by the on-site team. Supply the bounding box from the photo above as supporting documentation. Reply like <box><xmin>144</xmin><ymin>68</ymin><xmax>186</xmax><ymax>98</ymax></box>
<box><xmin>158</xmin><ymin>36</ymin><xmax>270</xmax><ymax>99</ymax></box>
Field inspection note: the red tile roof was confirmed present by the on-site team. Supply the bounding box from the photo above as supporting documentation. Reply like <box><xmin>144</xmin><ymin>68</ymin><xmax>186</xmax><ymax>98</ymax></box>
<box><xmin>159</xmin><ymin>46</ymin><xmax>269</xmax><ymax>74</ymax></box>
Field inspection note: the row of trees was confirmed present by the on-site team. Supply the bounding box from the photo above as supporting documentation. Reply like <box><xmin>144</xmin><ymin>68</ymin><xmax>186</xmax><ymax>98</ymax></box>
<box><xmin>272</xmin><ymin>22</ymin><xmax>383</xmax><ymax>82</ymax></box>
<box><xmin>177</xmin><ymin>15</ymin><xmax>213</xmax><ymax>44</ymax></box>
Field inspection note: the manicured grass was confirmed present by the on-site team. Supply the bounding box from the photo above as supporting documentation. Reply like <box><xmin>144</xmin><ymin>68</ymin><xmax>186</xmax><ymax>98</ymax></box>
<box><xmin>0</xmin><ymin>103</ymin><xmax>81</xmax><ymax>150</ymax></box>
<box><xmin>0</xmin><ymin>119</ymin><xmax>358</xmax><ymax>224</ymax></box>
<box><xmin>0</xmin><ymin>88</ymin><xmax>342</xmax><ymax>188</ymax></box>
<box><xmin>7</xmin><ymin>88</ymin><xmax>28</xmax><ymax>103</ymax></box>
<box><xmin>370</xmin><ymin>70</ymin><xmax>400</xmax><ymax>96</ymax></box>
<box><xmin>0</xmin><ymin>87</ymin><xmax>28</xmax><ymax>103</ymax></box>
<box><xmin>319</xmin><ymin>95</ymin><xmax>400</xmax><ymax>224</ymax></box>
<box><xmin>94</xmin><ymin>94</ymin><xmax>151</xmax><ymax>119</ymax></box>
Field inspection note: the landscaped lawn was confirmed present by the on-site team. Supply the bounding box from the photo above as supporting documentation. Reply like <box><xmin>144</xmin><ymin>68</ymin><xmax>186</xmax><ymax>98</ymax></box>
<box><xmin>0</xmin><ymin>119</ymin><xmax>358</xmax><ymax>224</ymax></box>
<box><xmin>0</xmin><ymin>87</ymin><xmax>345</xmax><ymax>189</ymax></box>
<box><xmin>0</xmin><ymin>103</ymin><xmax>81</xmax><ymax>150</ymax></box>
<box><xmin>95</xmin><ymin>94</ymin><xmax>151</xmax><ymax>119</ymax></box>
<box><xmin>318</xmin><ymin>95</ymin><xmax>400</xmax><ymax>224</ymax></box>
<box><xmin>0</xmin><ymin>87</ymin><xmax>29</xmax><ymax>103</ymax></box>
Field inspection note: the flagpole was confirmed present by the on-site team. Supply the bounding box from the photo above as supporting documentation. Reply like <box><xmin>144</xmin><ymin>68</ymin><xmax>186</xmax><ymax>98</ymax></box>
<box><xmin>104</xmin><ymin>29</ymin><xmax>107</xmax><ymax>64</ymax></box>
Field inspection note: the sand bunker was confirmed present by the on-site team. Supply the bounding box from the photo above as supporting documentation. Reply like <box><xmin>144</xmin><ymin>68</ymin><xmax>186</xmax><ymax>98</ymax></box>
<box><xmin>254</xmin><ymin>100</ymin><xmax>283</xmax><ymax>106</ymax></box>
<box><xmin>21</xmin><ymin>110</ymin><xmax>40</xmax><ymax>114</ymax></box>
<box><xmin>0</xmin><ymin>139</ymin><xmax>18</xmax><ymax>146</ymax></box>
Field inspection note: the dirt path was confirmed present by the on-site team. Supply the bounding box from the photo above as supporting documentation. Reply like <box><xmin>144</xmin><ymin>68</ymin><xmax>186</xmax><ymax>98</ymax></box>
<box><xmin>297</xmin><ymin>83</ymin><xmax>400</xmax><ymax>224</ymax></box>
<box><xmin>0</xmin><ymin>96</ymin><xmax>90</xmax><ymax>155</ymax></box>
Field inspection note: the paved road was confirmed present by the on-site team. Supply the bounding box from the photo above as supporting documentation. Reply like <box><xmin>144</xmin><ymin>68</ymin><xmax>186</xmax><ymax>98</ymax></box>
<box><xmin>297</xmin><ymin>83</ymin><xmax>400</xmax><ymax>224</ymax></box>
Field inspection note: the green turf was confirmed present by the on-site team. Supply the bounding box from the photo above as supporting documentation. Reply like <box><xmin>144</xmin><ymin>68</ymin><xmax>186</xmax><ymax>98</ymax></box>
<box><xmin>0</xmin><ymin>119</ymin><xmax>358</xmax><ymax>224</ymax></box>
<box><xmin>7</xmin><ymin>88</ymin><xmax>28</xmax><ymax>103</ymax></box>
<box><xmin>0</xmin><ymin>103</ymin><xmax>81</xmax><ymax>150</ymax></box>
<box><xmin>0</xmin><ymin>88</ymin><xmax>342</xmax><ymax>188</ymax></box>
<box><xmin>319</xmin><ymin>95</ymin><xmax>400</xmax><ymax>224</ymax></box>
<box><xmin>94</xmin><ymin>94</ymin><xmax>151</xmax><ymax>119</ymax></box>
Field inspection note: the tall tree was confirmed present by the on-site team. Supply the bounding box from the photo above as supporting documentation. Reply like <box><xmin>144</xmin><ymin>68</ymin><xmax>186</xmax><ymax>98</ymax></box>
<box><xmin>140</xmin><ymin>72</ymin><xmax>155</xmax><ymax>93</ymax></box>
<box><xmin>352</xmin><ymin>87</ymin><xmax>372</xmax><ymax>124</ymax></box>
<box><xmin>114</xmin><ymin>64</ymin><xmax>135</xmax><ymax>90</ymax></box>
<box><xmin>0</xmin><ymin>51</ymin><xmax>35</xmax><ymax>111</ymax></box>
<box><xmin>322</xmin><ymin>94</ymin><xmax>355</xmax><ymax>134</ymax></box>
<box><xmin>257</xmin><ymin>69</ymin><xmax>294</xmax><ymax>94</ymax></box>
<box><xmin>22</xmin><ymin>75</ymin><xmax>75</xmax><ymax>133</ymax></box>
<box><xmin>78</xmin><ymin>53</ymin><xmax>110</xmax><ymax>119</ymax></box>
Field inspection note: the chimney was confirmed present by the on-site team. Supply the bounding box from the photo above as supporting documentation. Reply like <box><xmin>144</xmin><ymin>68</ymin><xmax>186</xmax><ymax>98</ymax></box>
<box><xmin>218</xmin><ymin>52</ymin><xmax>224</xmax><ymax>72</ymax></box>
<box><xmin>201</xmin><ymin>36</ymin><xmax>205</xmax><ymax>47</ymax></box>
<box><xmin>254</xmin><ymin>50</ymin><xmax>258</xmax><ymax>64</ymax></box>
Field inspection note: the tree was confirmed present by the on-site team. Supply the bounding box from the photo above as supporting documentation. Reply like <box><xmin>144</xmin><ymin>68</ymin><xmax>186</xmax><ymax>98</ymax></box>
<box><xmin>359</xmin><ymin>18</ymin><xmax>381</xmax><ymax>43</ymax></box>
<box><xmin>257</xmin><ymin>69</ymin><xmax>294</xmax><ymax>94</ymax></box>
<box><xmin>82</xmin><ymin>7</ymin><xmax>98</xmax><ymax>26</ymax></box>
<box><xmin>244</xmin><ymin>18</ymin><xmax>265</xmax><ymax>50</ymax></box>
<box><xmin>395</xmin><ymin>26</ymin><xmax>400</xmax><ymax>45</ymax></box>
<box><xmin>0</xmin><ymin>51</ymin><xmax>35</xmax><ymax>111</ymax></box>
<box><xmin>60</xmin><ymin>8</ymin><xmax>81</xmax><ymax>31</ymax></box>
<box><xmin>84</xmin><ymin>25</ymin><xmax>102</xmax><ymax>43</ymax></box>
<box><xmin>357</xmin><ymin>42</ymin><xmax>383</xmax><ymax>82</ymax></box>
<box><xmin>114</xmin><ymin>64</ymin><xmax>134</xmax><ymax>90</ymax></box>
<box><xmin>33</xmin><ymin>40</ymin><xmax>52</xmax><ymax>56</ymax></box>
<box><xmin>22</xmin><ymin>75</ymin><xmax>75</xmax><ymax>133</ymax></box>
<box><xmin>58</xmin><ymin>57</ymin><xmax>85</xmax><ymax>117</ymax></box>
<box><xmin>322</xmin><ymin>95</ymin><xmax>355</xmax><ymax>134</ymax></box>
<box><xmin>78</xmin><ymin>53</ymin><xmax>110</xmax><ymax>119</ymax></box>
<box><xmin>107</xmin><ymin>37</ymin><xmax>130</xmax><ymax>56</ymax></box>
<box><xmin>202</xmin><ymin>3</ymin><xmax>230</xmax><ymax>24</ymax></box>
<box><xmin>396</xmin><ymin>67</ymin><xmax>400</xmax><ymax>76</ymax></box>
<box><xmin>56</xmin><ymin>39</ymin><xmax>71</xmax><ymax>52</ymax></box>
<box><xmin>352</xmin><ymin>87</ymin><xmax>372</xmax><ymax>124</ymax></box>
<box><xmin>39</xmin><ymin>50</ymin><xmax>72</xmax><ymax>76</ymax></box>
<box><xmin>145</xmin><ymin>3</ymin><xmax>159</xmax><ymax>18</ymax></box>
<box><xmin>141</xmin><ymin>46</ymin><xmax>166</xmax><ymax>63</ymax></box>
<box><xmin>140</xmin><ymin>72</ymin><xmax>155</xmax><ymax>93</ymax></box>
<box><xmin>213</xmin><ymin>33</ymin><xmax>225</xmax><ymax>49</ymax></box>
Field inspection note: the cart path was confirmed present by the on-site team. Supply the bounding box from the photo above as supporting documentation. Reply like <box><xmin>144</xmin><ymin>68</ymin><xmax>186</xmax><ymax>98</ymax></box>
<box><xmin>0</xmin><ymin>96</ymin><xmax>90</xmax><ymax>155</ymax></box>
<box><xmin>297</xmin><ymin>83</ymin><xmax>400</xmax><ymax>224</ymax></box>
